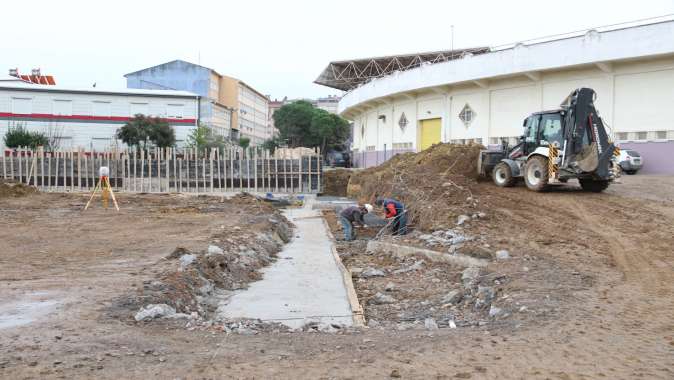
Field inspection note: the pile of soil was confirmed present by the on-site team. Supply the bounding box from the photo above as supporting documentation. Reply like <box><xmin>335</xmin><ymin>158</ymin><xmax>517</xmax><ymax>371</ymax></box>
<box><xmin>321</xmin><ymin>169</ymin><xmax>353</xmax><ymax>197</ymax></box>
<box><xmin>347</xmin><ymin>143</ymin><xmax>484</xmax><ymax>231</ymax></box>
<box><xmin>0</xmin><ymin>179</ymin><xmax>37</xmax><ymax>198</ymax></box>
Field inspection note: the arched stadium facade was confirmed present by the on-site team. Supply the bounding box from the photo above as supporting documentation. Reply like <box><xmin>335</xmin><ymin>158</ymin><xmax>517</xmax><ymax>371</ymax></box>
<box><xmin>318</xmin><ymin>19</ymin><xmax>674</xmax><ymax>173</ymax></box>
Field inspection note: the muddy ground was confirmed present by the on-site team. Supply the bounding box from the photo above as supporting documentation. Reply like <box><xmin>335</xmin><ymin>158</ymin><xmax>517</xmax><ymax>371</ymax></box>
<box><xmin>1</xmin><ymin>175</ymin><xmax>673</xmax><ymax>379</ymax></box>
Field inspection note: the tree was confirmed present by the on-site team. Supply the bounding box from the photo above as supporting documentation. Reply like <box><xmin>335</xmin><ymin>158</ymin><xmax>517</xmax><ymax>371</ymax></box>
<box><xmin>3</xmin><ymin>123</ymin><xmax>49</xmax><ymax>149</ymax></box>
<box><xmin>262</xmin><ymin>136</ymin><xmax>281</xmax><ymax>154</ymax></box>
<box><xmin>186</xmin><ymin>123</ymin><xmax>230</xmax><ymax>150</ymax></box>
<box><xmin>272</xmin><ymin>100</ymin><xmax>351</xmax><ymax>154</ymax></box>
<box><xmin>238</xmin><ymin>136</ymin><xmax>251</xmax><ymax>150</ymax></box>
<box><xmin>116</xmin><ymin>114</ymin><xmax>175</xmax><ymax>150</ymax></box>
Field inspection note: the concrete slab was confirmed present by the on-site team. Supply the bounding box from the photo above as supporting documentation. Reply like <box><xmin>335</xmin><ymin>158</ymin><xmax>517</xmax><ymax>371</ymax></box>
<box><xmin>216</xmin><ymin>201</ymin><xmax>354</xmax><ymax>329</ymax></box>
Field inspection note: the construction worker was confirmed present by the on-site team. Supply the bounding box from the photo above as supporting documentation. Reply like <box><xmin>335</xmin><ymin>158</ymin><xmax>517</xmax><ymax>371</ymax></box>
<box><xmin>339</xmin><ymin>204</ymin><xmax>373</xmax><ymax>241</ymax></box>
<box><xmin>375</xmin><ymin>197</ymin><xmax>407</xmax><ymax>236</ymax></box>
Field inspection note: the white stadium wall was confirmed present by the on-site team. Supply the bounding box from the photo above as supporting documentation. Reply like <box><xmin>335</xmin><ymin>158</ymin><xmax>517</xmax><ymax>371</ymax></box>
<box><xmin>341</xmin><ymin>20</ymin><xmax>674</xmax><ymax>173</ymax></box>
<box><xmin>0</xmin><ymin>86</ymin><xmax>199</xmax><ymax>151</ymax></box>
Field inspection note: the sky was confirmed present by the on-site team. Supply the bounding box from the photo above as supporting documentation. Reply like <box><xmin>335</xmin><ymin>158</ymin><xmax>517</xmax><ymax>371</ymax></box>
<box><xmin>2</xmin><ymin>0</ymin><xmax>673</xmax><ymax>99</ymax></box>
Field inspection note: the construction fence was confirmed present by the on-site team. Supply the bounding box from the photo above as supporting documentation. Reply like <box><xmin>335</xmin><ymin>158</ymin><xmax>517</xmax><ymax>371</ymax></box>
<box><xmin>1</xmin><ymin>146</ymin><xmax>323</xmax><ymax>194</ymax></box>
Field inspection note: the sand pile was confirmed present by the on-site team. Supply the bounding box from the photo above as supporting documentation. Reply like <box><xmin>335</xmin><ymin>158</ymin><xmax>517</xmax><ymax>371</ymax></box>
<box><xmin>347</xmin><ymin>143</ymin><xmax>484</xmax><ymax>231</ymax></box>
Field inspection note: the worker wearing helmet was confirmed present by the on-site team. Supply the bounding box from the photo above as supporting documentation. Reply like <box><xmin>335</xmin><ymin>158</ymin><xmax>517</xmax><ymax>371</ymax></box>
<box><xmin>339</xmin><ymin>203</ymin><xmax>373</xmax><ymax>241</ymax></box>
<box><xmin>375</xmin><ymin>197</ymin><xmax>407</xmax><ymax>236</ymax></box>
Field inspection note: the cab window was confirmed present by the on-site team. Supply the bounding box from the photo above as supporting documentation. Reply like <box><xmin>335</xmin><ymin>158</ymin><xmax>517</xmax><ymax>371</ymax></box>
<box><xmin>540</xmin><ymin>113</ymin><xmax>563</xmax><ymax>146</ymax></box>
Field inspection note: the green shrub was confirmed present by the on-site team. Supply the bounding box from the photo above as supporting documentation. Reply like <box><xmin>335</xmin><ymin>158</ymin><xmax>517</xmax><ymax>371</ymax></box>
<box><xmin>3</xmin><ymin>124</ymin><xmax>49</xmax><ymax>149</ymax></box>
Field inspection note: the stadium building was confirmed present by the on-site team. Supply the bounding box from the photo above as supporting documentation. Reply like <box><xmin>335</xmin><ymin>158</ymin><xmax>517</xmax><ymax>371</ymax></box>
<box><xmin>315</xmin><ymin>17</ymin><xmax>674</xmax><ymax>173</ymax></box>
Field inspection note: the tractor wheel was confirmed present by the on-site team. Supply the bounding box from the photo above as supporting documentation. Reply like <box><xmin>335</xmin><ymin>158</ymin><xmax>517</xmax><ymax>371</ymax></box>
<box><xmin>524</xmin><ymin>156</ymin><xmax>549</xmax><ymax>192</ymax></box>
<box><xmin>579</xmin><ymin>179</ymin><xmax>610</xmax><ymax>192</ymax></box>
<box><xmin>492</xmin><ymin>162</ymin><xmax>516</xmax><ymax>187</ymax></box>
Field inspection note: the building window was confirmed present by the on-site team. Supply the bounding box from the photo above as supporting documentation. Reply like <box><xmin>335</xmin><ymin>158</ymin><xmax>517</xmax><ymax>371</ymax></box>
<box><xmin>130</xmin><ymin>102</ymin><xmax>149</xmax><ymax>116</ymax></box>
<box><xmin>655</xmin><ymin>130</ymin><xmax>667</xmax><ymax>140</ymax></box>
<box><xmin>615</xmin><ymin>132</ymin><xmax>628</xmax><ymax>141</ymax></box>
<box><xmin>92</xmin><ymin>101</ymin><xmax>111</xmax><ymax>117</ymax></box>
<box><xmin>167</xmin><ymin>104</ymin><xmax>184</xmax><ymax>119</ymax></box>
<box><xmin>366</xmin><ymin>145</ymin><xmax>376</xmax><ymax>151</ymax></box>
<box><xmin>458</xmin><ymin>104</ymin><xmax>475</xmax><ymax>127</ymax></box>
<box><xmin>11</xmin><ymin>97</ymin><xmax>32</xmax><ymax>114</ymax></box>
<box><xmin>53</xmin><ymin>99</ymin><xmax>73</xmax><ymax>116</ymax></box>
<box><xmin>636</xmin><ymin>131</ymin><xmax>648</xmax><ymax>140</ymax></box>
<box><xmin>392</xmin><ymin>142</ymin><xmax>413</xmax><ymax>149</ymax></box>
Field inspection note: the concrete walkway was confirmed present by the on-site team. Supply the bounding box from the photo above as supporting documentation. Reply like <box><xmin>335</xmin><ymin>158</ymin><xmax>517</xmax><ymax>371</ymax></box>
<box><xmin>216</xmin><ymin>201</ymin><xmax>354</xmax><ymax>329</ymax></box>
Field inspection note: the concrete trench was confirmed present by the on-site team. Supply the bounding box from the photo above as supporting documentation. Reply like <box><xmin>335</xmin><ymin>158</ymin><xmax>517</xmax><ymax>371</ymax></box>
<box><xmin>216</xmin><ymin>198</ymin><xmax>356</xmax><ymax>329</ymax></box>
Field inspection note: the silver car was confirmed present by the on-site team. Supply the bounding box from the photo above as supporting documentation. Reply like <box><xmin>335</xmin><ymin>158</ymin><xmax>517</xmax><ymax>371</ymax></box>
<box><xmin>618</xmin><ymin>149</ymin><xmax>643</xmax><ymax>174</ymax></box>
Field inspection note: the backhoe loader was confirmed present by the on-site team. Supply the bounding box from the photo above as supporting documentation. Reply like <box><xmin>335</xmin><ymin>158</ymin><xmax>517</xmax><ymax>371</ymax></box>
<box><xmin>478</xmin><ymin>88</ymin><xmax>620</xmax><ymax>192</ymax></box>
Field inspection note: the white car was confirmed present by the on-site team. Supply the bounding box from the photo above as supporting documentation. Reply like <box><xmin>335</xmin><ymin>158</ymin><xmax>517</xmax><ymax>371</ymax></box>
<box><xmin>617</xmin><ymin>149</ymin><xmax>643</xmax><ymax>174</ymax></box>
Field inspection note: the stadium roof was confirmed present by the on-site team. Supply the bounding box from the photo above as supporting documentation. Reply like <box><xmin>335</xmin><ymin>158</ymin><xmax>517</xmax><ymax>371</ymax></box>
<box><xmin>314</xmin><ymin>47</ymin><xmax>489</xmax><ymax>91</ymax></box>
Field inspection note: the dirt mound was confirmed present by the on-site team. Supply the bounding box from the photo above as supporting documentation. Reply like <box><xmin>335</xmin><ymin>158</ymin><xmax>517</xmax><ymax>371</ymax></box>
<box><xmin>322</xmin><ymin>169</ymin><xmax>353</xmax><ymax>196</ymax></box>
<box><xmin>347</xmin><ymin>143</ymin><xmax>484</xmax><ymax>231</ymax></box>
<box><xmin>0</xmin><ymin>180</ymin><xmax>37</xmax><ymax>198</ymax></box>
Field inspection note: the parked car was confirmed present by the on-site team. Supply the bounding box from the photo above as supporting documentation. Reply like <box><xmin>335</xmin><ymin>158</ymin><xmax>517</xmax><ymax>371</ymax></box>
<box><xmin>617</xmin><ymin>149</ymin><xmax>643</xmax><ymax>174</ymax></box>
<box><xmin>326</xmin><ymin>150</ymin><xmax>348</xmax><ymax>167</ymax></box>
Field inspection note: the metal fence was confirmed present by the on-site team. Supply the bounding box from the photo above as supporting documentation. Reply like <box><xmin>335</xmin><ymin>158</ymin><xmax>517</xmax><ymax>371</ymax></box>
<box><xmin>1</xmin><ymin>146</ymin><xmax>323</xmax><ymax>194</ymax></box>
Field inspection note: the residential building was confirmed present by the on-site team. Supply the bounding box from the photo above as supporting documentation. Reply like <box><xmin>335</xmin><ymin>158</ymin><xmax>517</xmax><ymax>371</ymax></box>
<box><xmin>316</xmin><ymin>18</ymin><xmax>674</xmax><ymax>173</ymax></box>
<box><xmin>125</xmin><ymin>60</ymin><xmax>270</xmax><ymax>145</ymax></box>
<box><xmin>268</xmin><ymin>96</ymin><xmax>287</xmax><ymax>139</ymax></box>
<box><xmin>0</xmin><ymin>81</ymin><xmax>199</xmax><ymax>150</ymax></box>
<box><xmin>314</xmin><ymin>95</ymin><xmax>340</xmax><ymax>114</ymax></box>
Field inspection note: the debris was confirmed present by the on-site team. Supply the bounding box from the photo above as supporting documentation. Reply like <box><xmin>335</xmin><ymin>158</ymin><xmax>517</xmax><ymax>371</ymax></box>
<box><xmin>360</xmin><ymin>267</ymin><xmax>386</xmax><ymax>278</ymax></box>
<box><xmin>393</xmin><ymin>260</ymin><xmax>425</xmax><ymax>274</ymax></box>
<box><xmin>179</xmin><ymin>254</ymin><xmax>197</xmax><ymax>269</ymax></box>
<box><xmin>495</xmin><ymin>250</ymin><xmax>510</xmax><ymax>260</ymax></box>
<box><xmin>384</xmin><ymin>282</ymin><xmax>396</xmax><ymax>292</ymax></box>
<box><xmin>134</xmin><ymin>304</ymin><xmax>177</xmax><ymax>321</ymax></box>
<box><xmin>372</xmin><ymin>292</ymin><xmax>396</xmax><ymax>305</ymax></box>
<box><xmin>424</xmin><ymin>318</ymin><xmax>438</xmax><ymax>330</ymax></box>
<box><xmin>489</xmin><ymin>306</ymin><xmax>503</xmax><ymax>317</ymax></box>
<box><xmin>448</xmin><ymin>320</ymin><xmax>457</xmax><ymax>329</ymax></box>
<box><xmin>390</xmin><ymin>369</ymin><xmax>401</xmax><ymax>378</ymax></box>
<box><xmin>457</xmin><ymin>215</ymin><xmax>471</xmax><ymax>226</ymax></box>
<box><xmin>461</xmin><ymin>267</ymin><xmax>482</xmax><ymax>289</ymax></box>
<box><xmin>442</xmin><ymin>290</ymin><xmax>463</xmax><ymax>304</ymax></box>
<box><xmin>207</xmin><ymin>245</ymin><xmax>224</xmax><ymax>255</ymax></box>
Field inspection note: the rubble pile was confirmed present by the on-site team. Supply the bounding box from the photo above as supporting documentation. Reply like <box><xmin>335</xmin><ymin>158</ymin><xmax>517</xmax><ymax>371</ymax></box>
<box><xmin>339</xmin><ymin>237</ymin><xmax>512</xmax><ymax>329</ymax></box>
<box><xmin>346</xmin><ymin>143</ymin><xmax>485</xmax><ymax>231</ymax></box>
<box><xmin>110</xmin><ymin>194</ymin><xmax>293</xmax><ymax>327</ymax></box>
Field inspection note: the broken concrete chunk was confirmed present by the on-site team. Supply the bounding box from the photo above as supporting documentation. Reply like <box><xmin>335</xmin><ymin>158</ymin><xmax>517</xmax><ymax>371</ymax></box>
<box><xmin>372</xmin><ymin>292</ymin><xmax>396</xmax><ymax>305</ymax></box>
<box><xmin>461</xmin><ymin>266</ymin><xmax>482</xmax><ymax>288</ymax></box>
<box><xmin>441</xmin><ymin>290</ymin><xmax>463</xmax><ymax>304</ymax></box>
<box><xmin>495</xmin><ymin>250</ymin><xmax>510</xmax><ymax>260</ymax></box>
<box><xmin>179</xmin><ymin>254</ymin><xmax>197</xmax><ymax>269</ymax></box>
<box><xmin>457</xmin><ymin>215</ymin><xmax>471</xmax><ymax>226</ymax></box>
<box><xmin>350</xmin><ymin>267</ymin><xmax>364</xmax><ymax>277</ymax></box>
<box><xmin>134</xmin><ymin>304</ymin><xmax>177</xmax><ymax>321</ymax></box>
<box><xmin>384</xmin><ymin>282</ymin><xmax>396</xmax><ymax>292</ymax></box>
<box><xmin>207</xmin><ymin>245</ymin><xmax>224</xmax><ymax>255</ymax></box>
<box><xmin>360</xmin><ymin>267</ymin><xmax>386</xmax><ymax>278</ymax></box>
<box><xmin>489</xmin><ymin>305</ymin><xmax>503</xmax><ymax>317</ymax></box>
<box><xmin>393</xmin><ymin>260</ymin><xmax>425</xmax><ymax>274</ymax></box>
<box><xmin>424</xmin><ymin>318</ymin><xmax>439</xmax><ymax>330</ymax></box>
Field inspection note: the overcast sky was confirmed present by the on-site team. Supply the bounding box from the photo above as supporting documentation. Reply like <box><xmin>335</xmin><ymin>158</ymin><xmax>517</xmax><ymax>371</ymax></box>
<box><xmin>2</xmin><ymin>0</ymin><xmax>672</xmax><ymax>99</ymax></box>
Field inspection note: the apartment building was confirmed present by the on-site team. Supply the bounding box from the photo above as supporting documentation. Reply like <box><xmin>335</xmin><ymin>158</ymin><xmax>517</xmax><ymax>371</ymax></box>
<box><xmin>126</xmin><ymin>60</ymin><xmax>270</xmax><ymax>144</ymax></box>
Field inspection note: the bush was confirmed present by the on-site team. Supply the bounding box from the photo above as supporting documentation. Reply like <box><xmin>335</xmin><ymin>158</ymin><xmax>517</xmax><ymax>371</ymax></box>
<box><xmin>3</xmin><ymin>124</ymin><xmax>49</xmax><ymax>149</ymax></box>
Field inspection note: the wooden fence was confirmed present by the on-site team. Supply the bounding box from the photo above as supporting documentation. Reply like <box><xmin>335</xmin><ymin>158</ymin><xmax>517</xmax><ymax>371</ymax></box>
<box><xmin>1</xmin><ymin>146</ymin><xmax>323</xmax><ymax>194</ymax></box>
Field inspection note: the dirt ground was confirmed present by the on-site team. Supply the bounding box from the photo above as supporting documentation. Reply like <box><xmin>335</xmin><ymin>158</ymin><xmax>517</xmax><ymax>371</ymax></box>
<box><xmin>1</xmin><ymin>176</ymin><xmax>674</xmax><ymax>379</ymax></box>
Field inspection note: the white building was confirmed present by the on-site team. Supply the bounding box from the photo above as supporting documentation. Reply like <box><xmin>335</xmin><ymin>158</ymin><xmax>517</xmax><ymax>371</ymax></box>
<box><xmin>316</xmin><ymin>18</ymin><xmax>674</xmax><ymax>173</ymax></box>
<box><xmin>0</xmin><ymin>81</ymin><xmax>199</xmax><ymax>150</ymax></box>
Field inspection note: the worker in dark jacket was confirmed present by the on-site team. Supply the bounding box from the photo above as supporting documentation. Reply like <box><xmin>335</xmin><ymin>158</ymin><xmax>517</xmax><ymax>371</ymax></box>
<box><xmin>375</xmin><ymin>197</ymin><xmax>408</xmax><ymax>235</ymax></box>
<box><xmin>339</xmin><ymin>204</ymin><xmax>373</xmax><ymax>241</ymax></box>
